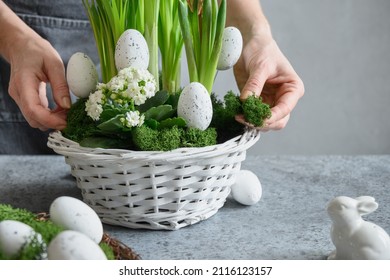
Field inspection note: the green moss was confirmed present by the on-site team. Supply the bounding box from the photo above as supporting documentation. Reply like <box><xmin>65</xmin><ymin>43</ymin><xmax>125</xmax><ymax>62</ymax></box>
<box><xmin>242</xmin><ymin>95</ymin><xmax>272</xmax><ymax>127</ymax></box>
<box><xmin>132</xmin><ymin>125</ymin><xmax>217</xmax><ymax>151</ymax></box>
<box><xmin>182</xmin><ymin>127</ymin><xmax>217</xmax><ymax>147</ymax></box>
<box><xmin>62</xmin><ymin>98</ymin><xmax>99</xmax><ymax>142</ymax></box>
<box><xmin>0</xmin><ymin>204</ymin><xmax>115</xmax><ymax>260</ymax></box>
<box><xmin>211</xmin><ymin>91</ymin><xmax>244</xmax><ymax>143</ymax></box>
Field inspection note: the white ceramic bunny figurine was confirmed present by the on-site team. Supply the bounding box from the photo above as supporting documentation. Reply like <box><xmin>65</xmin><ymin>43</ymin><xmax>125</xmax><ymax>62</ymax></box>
<box><xmin>327</xmin><ymin>196</ymin><xmax>390</xmax><ymax>260</ymax></box>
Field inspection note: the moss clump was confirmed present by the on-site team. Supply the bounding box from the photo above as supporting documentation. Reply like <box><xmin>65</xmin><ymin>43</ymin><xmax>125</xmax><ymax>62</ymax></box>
<box><xmin>62</xmin><ymin>98</ymin><xmax>99</xmax><ymax>142</ymax></box>
<box><xmin>242</xmin><ymin>95</ymin><xmax>272</xmax><ymax>127</ymax></box>
<box><xmin>132</xmin><ymin>125</ymin><xmax>217</xmax><ymax>151</ymax></box>
<box><xmin>211</xmin><ymin>91</ymin><xmax>244</xmax><ymax>142</ymax></box>
<box><xmin>182</xmin><ymin>127</ymin><xmax>217</xmax><ymax>147</ymax></box>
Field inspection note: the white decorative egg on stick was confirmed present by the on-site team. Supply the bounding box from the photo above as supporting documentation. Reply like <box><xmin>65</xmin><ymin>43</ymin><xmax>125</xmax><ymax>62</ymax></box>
<box><xmin>231</xmin><ymin>170</ymin><xmax>262</xmax><ymax>206</ymax></box>
<box><xmin>115</xmin><ymin>29</ymin><xmax>149</xmax><ymax>71</ymax></box>
<box><xmin>66</xmin><ymin>52</ymin><xmax>98</xmax><ymax>98</ymax></box>
<box><xmin>217</xmin><ymin>26</ymin><xmax>243</xmax><ymax>71</ymax></box>
<box><xmin>177</xmin><ymin>82</ymin><xmax>213</xmax><ymax>131</ymax></box>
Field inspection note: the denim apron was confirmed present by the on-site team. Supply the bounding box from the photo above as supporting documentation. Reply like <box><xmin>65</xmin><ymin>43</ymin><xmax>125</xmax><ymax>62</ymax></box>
<box><xmin>0</xmin><ymin>0</ymin><xmax>99</xmax><ymax>154</ymax></box>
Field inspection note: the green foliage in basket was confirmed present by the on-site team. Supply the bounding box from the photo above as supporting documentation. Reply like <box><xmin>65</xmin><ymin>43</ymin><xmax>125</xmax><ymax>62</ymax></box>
<box><xmin>132</xmin><ymin>125</ymin><xmax>217</xmax><ymax>151</ymax></box>
<box><xmin>82</xmin><ymin>0</ymin><xmax>145</xmax><ymax>83</ymax></box>
<box><xmin>178</xmin><ymin>0</ymin><xmax>226</xmax><ymax>94</ymax></box>
<box><xmin>0</xmin><ymin>204</ymin><xmax>115</xmax><ymax>260</ymax></box>
<box><xmin>63</xmin><ymin>0</ymin><xmax>272</xmax><ymax>151</ymax></box>
<box><xmin>159</xmin><ymin>0</ymin><xmax>183</xmax><ymax>93</ymax></box>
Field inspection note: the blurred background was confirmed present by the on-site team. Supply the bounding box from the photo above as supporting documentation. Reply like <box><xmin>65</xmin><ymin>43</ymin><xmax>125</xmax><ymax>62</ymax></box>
<box><xmin>211</xmin><ymin>0</ymin><xmax>390</xmax><ymax>155</ymax></box>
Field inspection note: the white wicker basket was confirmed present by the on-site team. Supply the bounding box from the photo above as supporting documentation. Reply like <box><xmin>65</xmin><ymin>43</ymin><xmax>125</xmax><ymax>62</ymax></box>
<box><xmin>47</xmin><ymin>129</ymin><xmax>260</xmax><ymax>230</ymax></box>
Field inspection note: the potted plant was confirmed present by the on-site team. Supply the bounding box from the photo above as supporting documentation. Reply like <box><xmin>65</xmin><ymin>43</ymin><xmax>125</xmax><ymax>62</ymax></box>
<box><xmin>48</xmin><ymin>0</ymin><xmax>271</xmax><ymax>230</ymax></box>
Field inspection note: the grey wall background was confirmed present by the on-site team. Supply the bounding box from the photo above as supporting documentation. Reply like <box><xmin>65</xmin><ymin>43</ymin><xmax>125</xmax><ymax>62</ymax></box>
<box><xmin>209</xmin><ymin>0</ymin><xmax>390</xmax><ymax>155</ymax></box>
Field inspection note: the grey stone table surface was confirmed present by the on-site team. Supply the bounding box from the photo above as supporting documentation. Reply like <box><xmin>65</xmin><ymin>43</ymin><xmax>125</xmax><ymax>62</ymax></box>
<box><xmin>1</xmin><ymin>155</ymin><xmax>389</xmax><ymax>260</ymax></box>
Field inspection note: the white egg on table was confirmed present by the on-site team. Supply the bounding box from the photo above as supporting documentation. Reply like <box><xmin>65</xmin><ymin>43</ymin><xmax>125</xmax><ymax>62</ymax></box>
<box><xmin>177</xmin><ymin>82</ymin><xmax>213</xmax><ymax>131</ymax></box>
<box><xmin>0</xmin><ymin>220</ymin><xmax>43</xmax><ymax>258</ymax></box>
<box><xmin>47</xmin><ymin>230</ymin><xmax>107</xmax><ymax>260</ymax></box>
<box><xmin>217</xmin><ymin>26</ymin><xmax>243</xmax><ymax>71</ymax></box>
<box><xmin>231</xmin><ymin>170</ymin><xmax>262</xmax><ymax>206</ymax></box>
<box><xmin>66</xmin><ymin>52</ymin><xmax>98</xmax><ymax>98</ymax></box>
<box><xmin>115</xmin><ymin>29</ymin><xmax>149</xmax><ymax>71</ymax></box>
<box><xmin>49</xmin><ymin>196</ymin><xmax>103</xmax><ymax>244</ymax></box>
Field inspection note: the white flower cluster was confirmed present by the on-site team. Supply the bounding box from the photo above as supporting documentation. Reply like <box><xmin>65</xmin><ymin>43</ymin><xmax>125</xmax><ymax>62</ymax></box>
<box><xmin>85</xmin><ymin>67</ymin><xmax>157</xmax><ymax>128</ymax></box>
<box><xmin>106</xmin><ymin>67</ymin><xmax>156</xmax><ymax>105</ymax></box>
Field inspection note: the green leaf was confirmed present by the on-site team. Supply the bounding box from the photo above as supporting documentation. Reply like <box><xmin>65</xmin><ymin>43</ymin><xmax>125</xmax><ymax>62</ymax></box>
<box><xmin>144</xmin><ymin>104</ymin><xmax>175</xmax><ymax>121</ymax></box>
<box><xmin>99</xmin><ymin>107</ymin><xmax>128</xmax><ymax>122</ymax></box>
<box><xmin>137</xmin><ymin>90</ymin><xmax>169</xmax><ymax>112</ymax></box>
<box><xmin>144</xmin><ymin>119</ymin><xmax>159</xmax><ymax>130</ymax></box>
<box><xmin>159</xmin><ymin>117</ymin><xmax>187</xmax><ymax>129</ymax></box>
<box><xmin>97</xmin><ymin>114</ymin><xmax>130</xmax><ymax>133</ymax></box>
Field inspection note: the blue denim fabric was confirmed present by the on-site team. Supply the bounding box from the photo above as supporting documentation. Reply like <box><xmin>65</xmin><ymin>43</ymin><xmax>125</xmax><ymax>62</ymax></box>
<box><xmin>0</xmin><ymin>0</ymin><xmax>99</xmax><ymax>154</ymax></box>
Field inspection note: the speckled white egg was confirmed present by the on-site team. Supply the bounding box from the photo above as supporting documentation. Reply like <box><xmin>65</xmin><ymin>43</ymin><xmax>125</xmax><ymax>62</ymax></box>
<box><xmin>0</xmin><ymin>220</ymin><xmax>43</xmax><ymax>258</ymax></box>
<box><xmin>217</xmin><ymin>27</ymin><xmax>243</xmax><ymax>70</ymax></box>
<box><xmin>231</xmin><ymin>170</ymin><xmax>262</xmax><ymax>206</ymax></box>
<box><xmin>47</xmin><ymin>230</ymin><xmax>107</xmax><ymax>260</ymax></box>
<box><xmin>177</xmin><ymin>82</ymin><xmax>213</xmax><ymax>131</ymax></box>
<box><xmin>49</xmin><ymin>196</ymin><xmax>103</xmax><ymax>244</ymax></box>
<box><xmin>66</xmin><ymin>52</ymin><xmax>98</xmax><ymax>98</ymax></box>
<box><xmin>115</xmin><ymin>29</ymin><xmax>149</xmax><ymax>71</ymax></box>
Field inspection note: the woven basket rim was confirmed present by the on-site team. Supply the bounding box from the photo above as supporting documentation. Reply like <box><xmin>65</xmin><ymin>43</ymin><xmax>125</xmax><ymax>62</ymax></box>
<box><xmin>47</xmin><ymin>129</ymin><xmax>260</xmax><ymax>162</ymax></box>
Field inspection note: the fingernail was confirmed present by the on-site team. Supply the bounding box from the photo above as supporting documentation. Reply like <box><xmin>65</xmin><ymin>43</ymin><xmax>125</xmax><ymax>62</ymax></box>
<box><xmin>62</xmin><ymin>97</ymin><xmax>71</xmax><ymax>109</ymax></box>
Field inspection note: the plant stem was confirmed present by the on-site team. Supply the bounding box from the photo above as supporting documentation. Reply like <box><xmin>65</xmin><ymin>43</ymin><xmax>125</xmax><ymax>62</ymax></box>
<box><xmin>159</xmin><ymin>0</ymin><xmax>183</xmax><ymax>93</ymax></box>
<box><xmin>144</xmin><ymin>0</ymin><xmax>160</xmax><ymax>91</ymax></box>
<box><xmin>178</xmin><ymin>0</ymin><xmax>226</xmax><ymax>94</ymax></box>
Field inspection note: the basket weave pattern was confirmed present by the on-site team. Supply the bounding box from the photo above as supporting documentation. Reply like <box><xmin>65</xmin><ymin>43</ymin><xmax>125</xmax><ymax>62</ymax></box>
<box><xmin>48</xmin><ymin>129</ymin><xmax>260</xmax><ymax>230</ymax></box>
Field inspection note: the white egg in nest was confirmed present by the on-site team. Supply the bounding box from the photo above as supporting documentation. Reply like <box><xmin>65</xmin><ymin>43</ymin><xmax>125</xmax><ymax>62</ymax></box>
<box><xmin>177</xmin><ymin>82</ymin><xmax>213</xmax><ymax>131</ymax></box>
<box><xmin>115</xmin><ymin>29</ymin><xmax>149</xmax><ymax>71</ymax></box>
<box><xmin>0</xmin><ymin>220</ymin><xmax>44</xmax><ymax>258</ymax></box>
<box><xmin>66</xmin><ymin>52</ymin><xmax>98</xmax><ymax>98</ymax></box>
<box><xmin>47</xmin><ymin>230</ymin><xmax>107</xmax><ymax>260</ymax></box>
<box><xmin>49</xmin><ymin>196</ymin><xmax>103</xmax><ymax>244</ymax></box>
<box><xmin>217</xmin><ymin>26</ymin><xmax>243</xmax><ymax>71</ymax></box>
<box><xmin>231</xmin><ymin>170</ymin><xmax>262</xmax><ymax>206</ymax></box>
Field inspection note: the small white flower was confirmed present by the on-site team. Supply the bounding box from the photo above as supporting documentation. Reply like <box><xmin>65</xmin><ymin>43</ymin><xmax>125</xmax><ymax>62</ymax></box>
<box><xmin>85</xmin><ymin>100</ymin><xmax>103</xmax><ymax>121</ymax></box>
<box><xmin>107</xmin><ymin>76</ymin><xmax>126</xmax><ymax>92</ymax></box>
<box><xmin>133</xmin><ymin>93</ymin><xmax>147</xmax><ymax>106</ymax></box>
<box><xmin>89</xmin><ymin>90</ymin><xmax>104</xmax><ymax>104</ymax></box>
<box><xmin>85</xmin><ymin>89</ymin><xmax>105</xmax><ymax>121</ymax></box>
<box><xmin>118</xmin><ymin>67</ymin><xmax>134</xmax><ymax>81</ymax></box>
<box><xmin>124</xmin><ymin>111</ymin><xmax>144</xmax><ymax>127</ymax></box>
<box><xmin>124</xmin><ymin>80</ymin><xmax>141</xmax><ymax>99</ymax></box>
<box><xmin>96</xmin><ymin>83</ymin><xmax>107</xmax><ymax>90</ymax></box>
<box><xmin>144</xmin><ymin>81</ymin><xmax>156</xmax><ymax>98</ymax></box>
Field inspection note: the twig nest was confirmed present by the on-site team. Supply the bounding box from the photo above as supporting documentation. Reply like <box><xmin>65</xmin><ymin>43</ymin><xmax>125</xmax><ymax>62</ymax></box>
<box><xmin>177</xmin><ymin>82</ymin><xmax>213</xmax><ymax>130</ymax></box>
<box><xmin>49</xmin><ymin>196</ymin><xmax>103</xmax><ymax>244</ymax></box>
<box><xmin>115</xmin><ymin>29</ymin><xmax>149</xmax><ymax>71</ymax></box>
<box><xmin>231</xmin><ymin>170</ymin><xmax>262</xmax><ymax>206</ymax></box>
<box><xmin>66</xmin><ymin>52</ymin><xmax>98</xmax><ymax>98</ymax></box>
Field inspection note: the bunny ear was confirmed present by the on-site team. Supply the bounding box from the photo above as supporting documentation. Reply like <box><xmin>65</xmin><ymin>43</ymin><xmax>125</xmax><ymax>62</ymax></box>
<box><xmin>357</xmin><ymin>198</ymin><xmax>378</xmax><ymax>215</ymax></box>
<box><xmin>356</xmin><ymin>196</ymin><xmax>376</xmax><ymax>203</ymax></box>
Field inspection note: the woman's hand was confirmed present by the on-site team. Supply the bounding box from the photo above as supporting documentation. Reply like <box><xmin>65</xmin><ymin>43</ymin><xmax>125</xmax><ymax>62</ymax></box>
<box><xmin>234</xmin><ymin>35</ymin><xmax>304</xmax><ymax>131</ymax></box>
<box><xmin>0</xmin><ymin>1</ymin><xmax>70</xmax><ymax>131</ymax></box>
